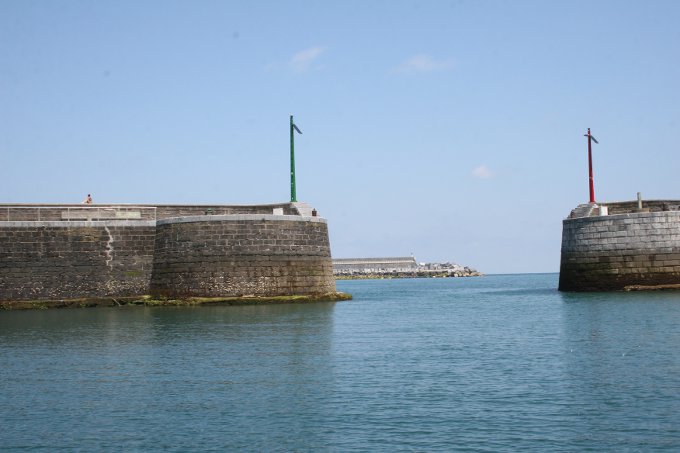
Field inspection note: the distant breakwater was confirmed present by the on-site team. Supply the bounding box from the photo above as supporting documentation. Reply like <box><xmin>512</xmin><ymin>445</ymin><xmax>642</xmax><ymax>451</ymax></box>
<box><xmin>335</xmin><ymin>271</ymin><xmax>483</xmax><ymax>280</ymax></box>
<box><xmin>333</xmin><ymin>257</ymin><xmax>482</xmax><ymax>280</ymax></box>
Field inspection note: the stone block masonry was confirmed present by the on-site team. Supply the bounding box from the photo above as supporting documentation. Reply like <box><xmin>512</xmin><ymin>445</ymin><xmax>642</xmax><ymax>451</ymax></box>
<box><xmin>150</xmin><ymin>215</ymin><xmax>335</xmax><ymax>298</ymax></box>
<box><xmin>0</xmin><ymin>203</ymin><xmax>337</xmax><ymax>304</ymax></box>
<box><xmin>559</xmin><ymin>206</ymin><xmax>680</xmax><ymax>291</ymax></box>
<box><xmin>0</xmin><ymin>220</ymin><xmax>156</xmax><ymax>301</ymax></box>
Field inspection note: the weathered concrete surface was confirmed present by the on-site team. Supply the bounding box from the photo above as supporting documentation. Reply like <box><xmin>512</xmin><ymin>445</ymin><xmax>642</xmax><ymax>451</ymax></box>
<box><xmin>559</xmin><ymin>207</ymin><xmax>680</xmax><ymax>291</ymax></box>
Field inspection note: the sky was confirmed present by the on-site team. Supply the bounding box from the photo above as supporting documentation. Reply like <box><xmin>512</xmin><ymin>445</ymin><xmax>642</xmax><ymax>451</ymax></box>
<box><xmin>1</xmin><ymin>0</ymin><xmax>679</xmax><ymax>274</ymax></box>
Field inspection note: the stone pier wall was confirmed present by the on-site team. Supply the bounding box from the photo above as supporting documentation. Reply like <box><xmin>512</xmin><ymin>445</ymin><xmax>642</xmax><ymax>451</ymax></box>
<box><xmin>0</xmin><ymin>221</ymin><xmax>156</xmax><ymax>301</ymax></box>
<box><xmin>150</xmin><ymin>215</ymin><xmax>335</xmax><ymax>298</ymax></box>
<box><xmin>0</xmin><ymin>203</ymin><xmax>335</xmax><ymax>303</ymax></box>
<box><xmin>559</xmin><ymin>209</ymin><xmax>680</xmax><ymax>291</ymax></box>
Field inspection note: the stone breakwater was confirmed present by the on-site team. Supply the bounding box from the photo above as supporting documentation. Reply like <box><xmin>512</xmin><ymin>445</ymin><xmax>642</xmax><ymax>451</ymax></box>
<box><xmin>150</xmin><ymin>215</ymin><xmax>336</xmax><ymax>298</ymax></box>
<box><xmin>0</xmin><ymin>203</ymin><xmax>347</xmax><ymax>308</ymax></box>
<box><xmin>335</xmin><ymin>269</ymin><xmax>482</xmax><ymax>280</ymax></box>
<box><xmin>333</xmin><ymin>257</ymin><xmax>482</xmax><ymax>280</ymax></box>
<box><xmin>559</xmin><ymin>200</ymin><xmax>680</xmax><ymax>292</ymax></box>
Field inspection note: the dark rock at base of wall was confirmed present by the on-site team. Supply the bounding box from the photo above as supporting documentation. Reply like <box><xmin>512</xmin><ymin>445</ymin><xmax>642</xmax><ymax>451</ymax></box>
<box><xmin>0</xmin><ymin>292</ymin><xmax>352</xmax><ymax>310</ymax></box>
<box><xmin>559</xmin><ymin>253</ymin><xmax>680</xmax><ymax>291</ymax></box>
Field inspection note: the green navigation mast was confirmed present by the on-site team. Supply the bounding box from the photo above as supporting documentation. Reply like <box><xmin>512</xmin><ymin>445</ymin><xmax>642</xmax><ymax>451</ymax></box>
<box><xmin>290</xmin><ymin>115</ymin><xmax>302</xmax><ymax>202</ymax></box>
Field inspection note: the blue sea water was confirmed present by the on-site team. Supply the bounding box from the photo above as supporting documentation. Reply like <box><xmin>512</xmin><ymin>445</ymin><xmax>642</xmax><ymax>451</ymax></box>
<box><xmin>2</xmin><ymin>273</ymin><xmax>680</xmax><ymax>452</ymax></box>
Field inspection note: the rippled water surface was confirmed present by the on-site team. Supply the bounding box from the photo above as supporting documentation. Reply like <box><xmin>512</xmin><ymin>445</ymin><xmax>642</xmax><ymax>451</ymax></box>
<box><xmin>2</xmin><ymin>274</ymin><xmax>680</xmax><ymax>451</ymax></box>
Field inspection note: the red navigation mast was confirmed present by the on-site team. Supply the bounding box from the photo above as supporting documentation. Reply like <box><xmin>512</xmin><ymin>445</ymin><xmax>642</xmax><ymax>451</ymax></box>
<box><xmin>584</xmin><ymin>128</ymin><xmax>599</xmax><ymax>204</ymax></box>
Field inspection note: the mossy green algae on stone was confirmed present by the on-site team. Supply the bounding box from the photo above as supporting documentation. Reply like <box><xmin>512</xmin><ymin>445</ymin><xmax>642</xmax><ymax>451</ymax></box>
<box><xmin>0</xmin><ymin>292</ymin><xmax>352</xmax><ymax>310</ymax></box>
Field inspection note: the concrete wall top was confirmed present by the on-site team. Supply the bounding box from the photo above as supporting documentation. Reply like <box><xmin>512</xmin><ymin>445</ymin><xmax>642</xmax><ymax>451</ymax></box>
<box><xmin>601</xmin><ymin>200</ymin><xmax>680</xmax><ymax>215</ymax></box>
<box><xmin>156</xmin><ymin>214</ymin><xmax>326</xmax><ymax>226</ymax></box>
<box><xmin>0</xmin><ymin>220</ymin><xmax>156</xmax><ymax>228</ymax></box>
<box><xmin>0</xmin><ymin>203</ymin><xmax>293</xmax><ymax>208</ymax></box>
<box><xmin>0</xmin><ymin>202</ymin><xmax>308</xmax><ymax>222</ymax></box>
<box><xmin>568</xmin><ymin>200</ymin><xmax>680</xmax><ymax>219</ymax></box>
<box><xmin>564</xmin><ymin>209</ymin><xmax>680</xmax><ymax>225</ymax></box>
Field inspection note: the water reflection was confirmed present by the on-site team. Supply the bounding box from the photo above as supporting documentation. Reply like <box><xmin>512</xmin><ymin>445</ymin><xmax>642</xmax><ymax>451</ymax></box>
<box><xmin>0</xmin><ymin>303</ymin><xmax>337</xmax><ymax>451</ymax></box>
<box><xmin>559</xmin><ymin>291</ymin><xmax>680</xmax><ymax>448</ymax></box>
<box><xmin>4</xmin><ymin>277</ymin><xmax>680</xmax><ymax>451</ymax></box>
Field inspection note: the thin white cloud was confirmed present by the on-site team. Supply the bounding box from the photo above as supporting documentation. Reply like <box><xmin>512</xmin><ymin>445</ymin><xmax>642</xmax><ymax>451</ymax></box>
<box><xmin>397</xmin><ymin>54</ymin><xmax>454</xmax><ymax>73</ymax></box>
<box><xmin>289</xmin><ymin>46</ymin><xmax>326</xmax><ymax>72</ymax></box>
<box><xmin>472</xmin><ymin>165</ymin><xmax>494</xmax><ymax>179</ymax></box>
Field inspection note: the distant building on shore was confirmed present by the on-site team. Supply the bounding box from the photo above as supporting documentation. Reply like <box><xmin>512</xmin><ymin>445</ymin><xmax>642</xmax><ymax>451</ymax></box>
<box><xmin>332</xmin><ymin>256</ymin><xmax>481</xmax><ymax>279</ymax></box>
<box><xmin>333</xmin><ymin>257</ymin><xmax>418</xmax><ymax>273</ymax></box>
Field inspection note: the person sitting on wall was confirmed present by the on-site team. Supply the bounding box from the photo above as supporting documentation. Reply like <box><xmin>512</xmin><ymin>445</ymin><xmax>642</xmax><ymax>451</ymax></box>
<box><xmin>82</xmin><ymin>194</ymin><xmax>93</xmax><ymax>204</ymax></box>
